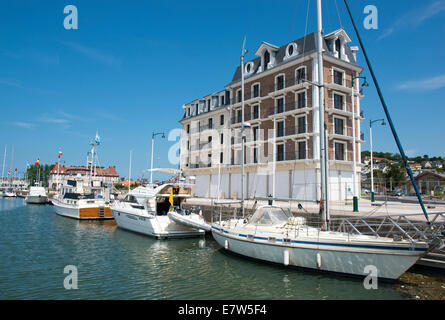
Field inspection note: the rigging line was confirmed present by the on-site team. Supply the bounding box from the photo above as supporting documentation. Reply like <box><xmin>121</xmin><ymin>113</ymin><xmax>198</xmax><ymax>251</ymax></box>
<box><xmin>343</xmin><ymin>0</ymin><xmax>430</xmax><ymax>224</ymax></box>
<box><xmin>301</xmin><ymin>0</ymin><xmax>311</xmax><ymax>58</ymax></box>
<box><xmin>289</xmin><ymin>0</ymin><xmax>301</xmax><ymax>42</ymax></box>
<box><xmin>334</xmin><ymin>0</ymin><xmax>343</xmax><ymax>29</ymax></box>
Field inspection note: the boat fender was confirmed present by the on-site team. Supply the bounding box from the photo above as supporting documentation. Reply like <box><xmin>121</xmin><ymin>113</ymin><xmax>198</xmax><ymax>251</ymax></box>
<box><xmin>224</xmin><ymin>240</ymin><xmax>229</xmax><ymax>250</ymax></box>
<box><xmin>316</xmin><ymin>253</ymin><xmax>322</xmax><ymax>269</ymax></box>
<box><xmin>283</xmin><ymin>250</ymin><xmax>290</xmax><ymax>266</ymax></box>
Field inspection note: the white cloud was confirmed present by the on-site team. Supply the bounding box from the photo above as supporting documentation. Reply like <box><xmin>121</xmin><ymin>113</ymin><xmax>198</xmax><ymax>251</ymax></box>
<box><xmin>379</xmin><ymin>1</ymin><xmax>445</xmax><ymax>40</ymax></box>
<box><xmin>13</xmin><ymin>122</ymin><xmax>33</xmax><ymax>129</ymax></box>
<box><xmin>61</xmin><ymin>41</ymin><xmax>121</xmax><ymax>67</ymax></box>
<box><xmin>0</xmin><ymin>79</ymin><xmax>23</xmax><ymax>89</ymax></box>
<box><xmin>397</xmin><ymin>74</ymin><xmax>445</xmax><ymax>91</ymax></box>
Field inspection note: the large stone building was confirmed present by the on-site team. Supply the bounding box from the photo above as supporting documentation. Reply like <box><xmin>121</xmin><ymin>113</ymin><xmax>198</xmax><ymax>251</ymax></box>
<box><xmin>179</xmin><ymin>29</ymin><xmax>364</xmax><ymax>201</ymax></box>
<box><xmin>49</xmin><ymin>164</ymin><xmax>119</xmax><ymax>190</ymax></box>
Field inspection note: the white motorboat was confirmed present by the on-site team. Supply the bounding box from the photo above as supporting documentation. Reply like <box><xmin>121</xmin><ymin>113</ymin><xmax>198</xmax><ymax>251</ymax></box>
<box><xmin>168</xmin><ymin>210</ymin><xmax>211</xmax><ymax>232</ymax></box>
<box><xmin>52</xmin><ymin>133</ymin><xmax>114</xmax><ymax>220</ymax></box>
<box><xmin>3</xmin><ymin>189</ymin><xmax>16</xmax><ymax>197</ymax></box>
<box><xmin>212</xmin><ymin>205</ymin><xmax>441</xmax><ymax>280</ymax></box>
<box><xmin>112</xmin><ymin>183</ymin><xmax>205</xmax><ymax>239</ymax></box>
<box><xmin>25</xmin><ymin>186</ymin><xmax>48</xmax><ymax>204</ymax></box>
<box><xmin>129</xmin><ymin>184</ymin><xmax>157</xmax><ymax>204</ymax></box>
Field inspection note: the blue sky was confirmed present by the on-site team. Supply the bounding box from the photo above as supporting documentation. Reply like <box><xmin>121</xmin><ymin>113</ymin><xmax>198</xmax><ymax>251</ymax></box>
<box><xmin>1</xmin><ymin>0</ymin><xmax>444</xmax><ymax>179</ymax></box>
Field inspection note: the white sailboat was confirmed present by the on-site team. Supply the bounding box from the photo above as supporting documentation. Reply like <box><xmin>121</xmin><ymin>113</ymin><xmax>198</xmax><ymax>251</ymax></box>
<box><xmin>211</xmin><ymin>0</ymin><xmax>443</xmax><ymax>280</ymax></box>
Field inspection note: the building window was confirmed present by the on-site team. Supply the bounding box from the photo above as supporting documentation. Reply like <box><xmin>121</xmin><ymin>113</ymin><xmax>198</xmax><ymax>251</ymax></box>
<box><xmin>220</xmin><ymin>152</ymin><xmax>223</xmax><ymax>164</ymax></box>
<box><xmin>253</xmin><ymin>105</ymin><xmax>259</xmax><ymax>119</ymax></box>
<box><xmin>198</xmin><ymin>121</ymin><xmax>201</xmax><ymax>132</ymax></box>
<box><xmin>276</xmin><ymin>121</ymin><xmax>284</xmax><ymax>137</ymax></box>
<box><xmin>334</xmin><ymin>93</ymin><xmax>344</xmax><ymax>110</ymax></box>
<box><xmin>264</xmin><ymin>50</ymin><xmax>270</xmax><ymax>70</ymax></box>
<box><xmin>296</xmin><ymin>67</ymin><xmax>306</xmax><ymax>84</ymax></box>
<box><xmin>276</xmin><ymin>75</ymin><xmax>285</xmax><ymax>91</ymax></box>
<box><xmin>277</xmin><ymin>144</ymin><xmax>284</xmax><ymax>161</ymax></box>
<box><xmin>252</xmin><ymin>84</ymin><xmax>260</xmax><ymax>98</ymax></box>
<box><xmin>220</xmin><ymin>114</ymin><xmax>224</xmax><ymax>125</ymax></box>
<box><xmin>276</xmin><ymin>97</ymin><xmax>284</xmax><ymax>113</ymax></box>
<box><xmin>297</xmin><ymin>91</ymin><xmax>306</xmax><ymax>109</ymax></box>
<box><xmin>237</xmin><ymin>89</ymin><xmax>242</xmax><ymax>103</ymax></box>
<box><xmin>334</xmin><ymin>118</ymin><xmax>345</xmax><ymax>135</ymax></box>
<box><xmin>253</xmin><ymin>147</ymin><xmax>258</xmax><ymax>163</ymax></box>
<box><xmin>237</xmin><ymin>109</ymin><xmax>242</xmax><ymax>123</ymax></box>
<box><xmin>221</xmin><ymin>95</ymin><xmax>225</xmax><ymax>106</ymax></box>
<box><xmin>335</xmin><ymin>142</ymin><xmax>345</xmax><ymax>161</ymax></box>
<box><xmin>208</xmin><ymin>118</ymin><xmax>213</xmax><ymax>129</ymax></box>
<box><xmin>187</xmin><ymin>140</ymin><xmax>190</xmax><ymax>150</ymax></box>
<box><xmin>297</xmin><ymin>141</ymin><xmax>306</xmax><ymax>159</ymax></box>
<box><xmin>186</xmin><ymin>124</ymin><xmax>190</xmax><ymax>134</ymax></box>
<box><xmin>333</xmin><ymin>70</ymin><xmax>344</xmax><ymax>86</ymax></box>
<box><xmin>297</xmin><ymin>116</ymin><xmax>306</xmax><ymax>134</ymax></box>
<box><xmin>253</xmin><ymin>126</ymin><xmax>259</xmax><ymax>141</ymax></box>
<box><xmin>220</xmin><ymin>133</ymin><xmax>223</xmax><ymax>144</ymax></box>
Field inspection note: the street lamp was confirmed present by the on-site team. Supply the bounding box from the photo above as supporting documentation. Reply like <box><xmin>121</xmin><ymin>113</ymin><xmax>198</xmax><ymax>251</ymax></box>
<box><xmin>369</xmin><ymin>118</ymin><xmax>386</xmax><ymax>202</ymax></box>
<box><xmin>150</xmin><ymin>132</ymin><xmax>165</xmax><ymax>184</ymax></box>
<box><xmin>351</xmin><ymin>74</ymin><xmax>368</xmax><ymax>212</ymax></box>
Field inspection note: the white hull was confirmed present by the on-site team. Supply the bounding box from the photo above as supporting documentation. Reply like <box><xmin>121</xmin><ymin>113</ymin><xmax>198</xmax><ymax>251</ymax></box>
<box><xmin>25</xmin><ymin>195</ymin><xmax>48</xmax><ymax>204</ymax></box>
<box><xmin>112</xmin><ymin>205</ymin><xmax>205</xmax><ymax>239</ymax></box>
<box><xmin>212</xmin><ymin>226</ymin><xmax>429</xmax><ymax>280</ymax></box>
<box><xmin>52</xmin><ymin>199</ymin><xmax>113</xmax><ymax>220</ymax></box>
<box><xmin>167</xmin><ymin>211</ymin><xmax>211</xmax><ymax>232</ymax></box>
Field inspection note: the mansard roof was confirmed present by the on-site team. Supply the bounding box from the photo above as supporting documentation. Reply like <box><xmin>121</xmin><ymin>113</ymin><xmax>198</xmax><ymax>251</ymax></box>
<box><xmin>229</xmin><ymin>29</ymin><xmax>357</xmax><ymax>85</ymax></box>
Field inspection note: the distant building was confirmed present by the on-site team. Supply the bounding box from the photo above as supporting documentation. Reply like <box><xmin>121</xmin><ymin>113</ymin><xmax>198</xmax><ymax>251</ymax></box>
<box><xmin>49</xmin><ymin>165</ymin><xmax>119</xmax><ymax>190</ymax></box>
<box><xmin>409</xmin><ymin>163</ymin><xmax>422</xmax><ymax>172</ymax></box>
<box><xmin>421</xmin><ymin>161</ymin><xmax>432</xmax><ymax>168</ymax></box>
<box><xmin>411</xmin><ymin>172</ymin><xmax>445</xmax><ymax>195</ymax></box>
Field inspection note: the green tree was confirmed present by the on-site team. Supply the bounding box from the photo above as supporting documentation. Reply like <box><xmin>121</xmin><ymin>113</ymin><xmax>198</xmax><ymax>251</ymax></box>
<box><xmin>26</xmin><ymin>164</ymin><xmax>55</xmax><ymax>187</ymax></box>
<box><xmin>384</xmin><ymin>164</ymin><xmax>407</xmax><ymax>190</ymax></box>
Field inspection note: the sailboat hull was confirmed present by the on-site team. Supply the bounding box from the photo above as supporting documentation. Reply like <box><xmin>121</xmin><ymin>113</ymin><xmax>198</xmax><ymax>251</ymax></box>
<box><xmin>212</xmin><ymin>227</ymin><xmax>427</xmax><ymax>280</ymax></box>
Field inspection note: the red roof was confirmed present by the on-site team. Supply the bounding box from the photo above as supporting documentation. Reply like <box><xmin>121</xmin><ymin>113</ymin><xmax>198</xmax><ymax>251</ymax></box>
<box><xmin>51</xmin><ymin>164</ymin><xmax>119</xmax><ymax>177</ymax></box>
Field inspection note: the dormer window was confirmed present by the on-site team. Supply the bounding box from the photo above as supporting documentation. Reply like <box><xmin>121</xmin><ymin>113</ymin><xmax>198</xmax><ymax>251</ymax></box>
<box><xmin>245</xmin><ymin>61</ymin><xmax>254</xmax><ymax>75</ymax></box>
<box><xmin>285</xmin><ymin>43</ymin><xmax>298</xmax><ymax>60</ymax></box>
<box><xmin>264</xmin><ymin>51</ymin><xmax>270</xmax><ymax>70</ymax></box>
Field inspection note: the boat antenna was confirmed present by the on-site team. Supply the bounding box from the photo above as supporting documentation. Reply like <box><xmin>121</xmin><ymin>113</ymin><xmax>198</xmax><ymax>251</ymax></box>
<box><xmin>343</xmin><ymin>0</ymin><xmax>430</xmax><ymax>223</ymax></box>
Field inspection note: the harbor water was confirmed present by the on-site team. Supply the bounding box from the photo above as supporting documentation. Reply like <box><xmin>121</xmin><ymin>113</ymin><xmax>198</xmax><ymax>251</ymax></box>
<box><xmin>0</xmin><ymin>197</ymin><xmax>410</xmax><ymax>299</ymax></box>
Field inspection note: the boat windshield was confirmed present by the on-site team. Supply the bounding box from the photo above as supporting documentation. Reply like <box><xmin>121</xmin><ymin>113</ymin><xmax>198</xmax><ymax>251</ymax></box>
<box><xmin>249</xmin><ymin>206</ymin><xmax>292</xmax><ymax>225</ymax></box>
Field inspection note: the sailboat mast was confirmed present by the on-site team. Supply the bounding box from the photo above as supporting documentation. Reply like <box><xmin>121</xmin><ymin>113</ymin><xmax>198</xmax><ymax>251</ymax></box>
<box><xmin>1</xmin><ymin>145</ymin><xmax>6</xmax><ymax>185</ymax></box>
<box><xmin>316</xmin><ymin>0</ymin><xmax>329</xmax><ymax>225</ymax></box>
<box><xmin>241</xmin><ymin>37</ymin><xmax>246</xmax><ymax>218</ymax></box>
<box><xmin>128</xmin><ymin>150</ymin><xmax>133</xmax><ymax>193</ymax></box>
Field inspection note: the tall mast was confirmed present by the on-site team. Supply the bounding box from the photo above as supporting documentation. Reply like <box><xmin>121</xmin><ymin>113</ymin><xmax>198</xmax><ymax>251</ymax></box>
<box><xmin>128</xmin><ymin>149</ymin><xmax>133</xmax><ymax>193</ymax></box>
<box><xmin>241</xmin><ymin>36</ymin><xmax>247</xmax><ymax>218</ymax></box>
<box><xmin>1</xmin><ymin>145</ymin><xmax>6</xmax><ymax>185</ymax></box>
<box><xmin>316</xmin><ymin>0</ymin><xmax>329</xmax><ymax>226</ymax></box>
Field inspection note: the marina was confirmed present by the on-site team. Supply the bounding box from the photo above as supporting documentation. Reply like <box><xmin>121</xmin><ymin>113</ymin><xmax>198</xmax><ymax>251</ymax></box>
<box><xmin>1</xmin><ymin>0</ymin><xmax>445</xmax><ymax>303</ymax></box>
<box><xmin>0</xmin><ymin>196</ymin><xmax>440</xmax><ymax>300</ymax></box>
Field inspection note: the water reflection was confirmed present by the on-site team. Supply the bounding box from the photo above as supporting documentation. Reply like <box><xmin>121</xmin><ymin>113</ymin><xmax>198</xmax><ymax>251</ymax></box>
<box><xmin>0</xmin><ymin>198</ymin><xmax>408</xmax><ymax>300</ymax></box>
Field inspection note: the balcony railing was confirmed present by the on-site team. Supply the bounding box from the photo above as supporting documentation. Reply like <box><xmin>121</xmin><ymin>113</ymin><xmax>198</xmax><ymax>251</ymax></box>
<box><xmin>268</xmin><ymin>100</ymin><xmax>306</xmax><ymax>116</ymax></box>
<box><xmin>268</xmin><ymin>77</ymin><xmax>307</xmax><ymax>93</ymax></box>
